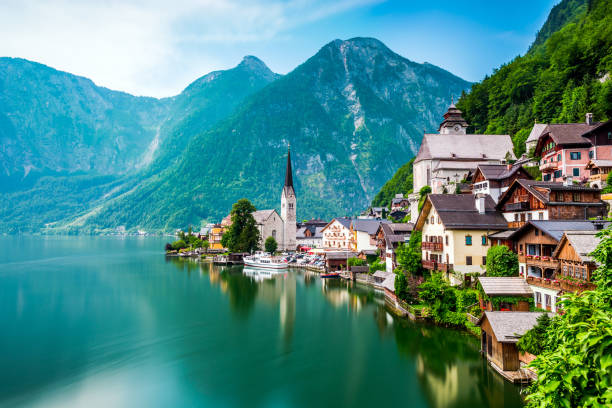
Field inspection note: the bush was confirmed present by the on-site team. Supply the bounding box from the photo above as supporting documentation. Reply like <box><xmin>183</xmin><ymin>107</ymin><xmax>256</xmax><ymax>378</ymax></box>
<box><xmin>264</xmin><ymin>236</ymin><xmax>278</xmax><ymax>253</ymax></box>
<box><xmin>369</xmin><ymin>258</ymin><xmax>385</xmax><ymax>274</ymax></box>
<box><xmin>486</xmin><ymin>245</ymin><xmax>519</xmax><ymax>277</ymax></box>
<box><xmin>347</xmin><ymin>258</ymin><xmax>366</xmax><ymax>267</ymax></box>
<box><xmin>171</xmin><ymin>239</ymin><xmax>187</xmax><ymax>250</ymax></box>
<box><xmin>517</xmin><ymin>313</ymin><xmax>552</xmax><ymax>355</ymax></box>
<box><xmin>396</xmin><ymin>230</ymin><xmax>423</xmax><ymax>275</ymax></box>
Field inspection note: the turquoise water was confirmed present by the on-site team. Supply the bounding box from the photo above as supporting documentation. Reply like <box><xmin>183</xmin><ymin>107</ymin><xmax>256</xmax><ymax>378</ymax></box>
<box><xmin>0</xmin><ymin>236</ymin><xmax>524</xmax><ymax>407</ymax></box>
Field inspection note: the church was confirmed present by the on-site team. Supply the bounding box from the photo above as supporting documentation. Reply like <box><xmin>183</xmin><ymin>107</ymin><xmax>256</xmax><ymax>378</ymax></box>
<box><xmin>250</xmin><ymin>147</ymin><xmax>297</xmax><ymax>251</ymax></box>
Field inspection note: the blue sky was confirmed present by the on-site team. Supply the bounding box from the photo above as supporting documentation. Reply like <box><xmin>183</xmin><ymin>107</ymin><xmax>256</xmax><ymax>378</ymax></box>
<box><xmin>0</xmin><ymin>0</ymin><xmax>558</xmax><ymax>97</ymax></box>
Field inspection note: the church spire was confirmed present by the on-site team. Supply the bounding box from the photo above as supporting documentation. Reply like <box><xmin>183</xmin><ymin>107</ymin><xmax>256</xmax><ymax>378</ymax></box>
<box><xmin>284</xmin><ymin>144</ymin><xmax>293</xmax><ymax>188</ymax></box>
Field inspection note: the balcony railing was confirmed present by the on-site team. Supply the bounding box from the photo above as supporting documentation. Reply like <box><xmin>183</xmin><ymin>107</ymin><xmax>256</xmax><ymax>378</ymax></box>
<box><xmin>589</xmin><ymin>173</ymin><xmax>607</xmax><ymax>182</ymax></box>
<box><xmin>506</xmin><ymin>201</ymin><xmax>529</xmax><ymax>211</ymax></box>
<box><xmin>422</xmin><ymin>260</ymin><xmax>436</xmax><ymax>270</ymax></box>
<box><xmin>422</xmin><ymin>260</ymin><xmax>453</xmax><ymax>271</ymax></box>
<box><xmin>422</xmin><ymin>242</ymin><xmax>443</xmax><ymax>251</ymax></box>
<box><xmin>539</xmin><ymin>162</ymin><xmax>558</xmax><ymax>171</ymax></box>
<box><xmin>526</xmin><ymin>275</ymin><xmax>596</xmax><ymax>292</ymax></box>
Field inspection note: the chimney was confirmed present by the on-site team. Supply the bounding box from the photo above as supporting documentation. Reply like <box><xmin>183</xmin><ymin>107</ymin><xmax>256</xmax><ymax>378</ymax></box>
<box><xmin>475</xmin><ymin>194</ymin><xmax>486</xmax><ymax>214</ymax></box>
<box><xmin>586</xmin><ymin>113</ymin><xmax>594</xmax><ymax>126</ymax></box>
<box><xmin>507</xmin><ymin>164</ymin><xmax>512</xmax><ymax>171</ymax></box>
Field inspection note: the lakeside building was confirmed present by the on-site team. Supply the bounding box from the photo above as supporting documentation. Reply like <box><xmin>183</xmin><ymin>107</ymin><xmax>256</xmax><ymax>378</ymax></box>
<box><xmin>296</xmin><ymin>224</ymin><xmax>323</xmax><ymax>249</ymax></box>
<box><xmin>553</xmin><ymin>230</ymin><xmax>601</xmax><ymax>290</ymax></box>
<box><xmin>375</xmin><ymin>223</ymin><xmax>414</xmax><ymax>273</ymax></box>
<box><xmin>534</xmin><ymin>116</ymin><xmax>612</xmax><ymax>183</ymax></box>
<box><xmin>472</xmin><ymin>163</ymin><xmax>533</xmax><ymax>203</ymax></box>
<box><xmin>496</xmin><ymin>179</ymin><xmax>606</xmax><ymax>229</ymax></box>
<box><xmin>477</xmin><ymin>277</ymin><xmax>532</xmax><ymax>312</ymax></box>
<box><xmin>409</xmin><ymin>103</ymin><xmax>515</xmax><ymax>220</ymax></box>
<box><xmin>321</xmin><ymin>218</ymin><xmax>352</xmax><ymax>250</ymax></box>
<box><xmin>415</xmin><ymin>194</ymin><xmax>508</xmax><ymax>285</ymax></box>
<box><xmin>350</xmin><ymin>219</ymin><xmax>391</xmax><ymax>252</ymax></box>
<box><xmin>209</xmin><ymin>224</ymin><xmax>225</xmax><ymax>250</ymax></box>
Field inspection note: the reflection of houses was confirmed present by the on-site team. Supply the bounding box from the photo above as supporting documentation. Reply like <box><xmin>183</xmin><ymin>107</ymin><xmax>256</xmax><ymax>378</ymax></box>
<box><xmin>472</xmin><ymin>163</ymin><xmax>532</xmax><ymax>203</ymax></box>
<box><xmin>497</xmin><ymin>179</ymin><xmax>606</xmax><ymax>229</ymax></box>
<box><xmin>416</xmin><ymin>194</ymin><xmax>507</xmax><ymax>285</ymax></box>
<box><xmin>477</xmin><ymin>277</ymin><xmax>532</xmax><ymax>311</ymax></box>
<box><xmin>478</xmin><ymin>312</ymin><xmax>545</xmax><ymax>382</ymax></box>
<box><xmin>375</xmin><ymin>223</ymin><xmax>414</xmax><ymax>273</ymax></box>
<box><xmin>321</xmin><ymin>218</ymin><xmax>352</xmax><ymax>249</ymax></box>
<box><xmin>509</xmin><ymin>220</ymin><xmax>605</xmax><ymax>312</ymax></box>
<box><xmin>409</xmin><ymin>103</ymin><xmax>515</xmax><ymax>220</ymax></box>
<box><xmin>553</xmin><ymin>231</ymin><xmax>600</xmax><ymax>293</ymax></box>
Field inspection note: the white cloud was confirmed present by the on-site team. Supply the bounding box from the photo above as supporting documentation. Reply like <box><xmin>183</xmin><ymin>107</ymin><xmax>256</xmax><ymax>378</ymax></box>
<box><xmin>0</xmin><ymin>0</ymin><xmax>380</xmax><ymax>97</ymax></box>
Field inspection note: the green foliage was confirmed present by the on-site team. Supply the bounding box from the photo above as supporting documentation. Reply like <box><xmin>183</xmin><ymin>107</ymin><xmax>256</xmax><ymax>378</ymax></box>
<box><xmin>371</xmin><ymin>158</ymin><xmax>414</xmax><ymax>208</ymax></box>
<box><xmin>394</xmin><ymin>268</ymin><xmax>424</xmax><ymax>304</ymax></box>
<box><xmin>418</xmin><ymin>274</ymin><xmax>458</xmax><ymax>324</ymax></box>
<box><xmin>602</xmin><ymin>171</ymin><xmax>612</xmax><ymax>193</ymax></box>
<box><xmin>264</xmin><ymin>236</ymin><xmax>278</xmax><ymax>253</ymax></box>
<box><xmin>485</xmin><ymin>245</ymin><xmax>519</xmax><ymax>277</ymax></box>
<box><xmin>347</xmin><ymin>257</ymin><xmax>366</xmax><ymax>267</ymax></box>
<box><xmin>418</xmin><ymin>186</ymin><xmax>431</xmax><ymax>213</ymax></box>
<box><xmin>457</xmin><ymin>0</ymin><xmax>611</xmax><ymax>157</ymax></box>
<box><xmin>396</xmin><ymin>230</ymin><xmax>424</xmax><ymax>275</ymax></box>
<box><xmin>224</xmin><ymin>199</ymin><xmax>261</xmax><ymax>253</ymax></box>
<box><xmin>368</xmin><ymin>258</ymin><xmax>386</xmax><ymax>274</ymax></box>
<box><xmin>525</xmin><ymin>227</ymin><xmax>612</xmax><ymax>407</ymax></box>
<box><xmin>517</xmin><ymin>314</ymin><xmax>552</xmax><ymax>355</ymax></box>
<box><xmin>171</xmin><ymin>240</ymin><xmax>187</xmax><ymax>250</ymax></box>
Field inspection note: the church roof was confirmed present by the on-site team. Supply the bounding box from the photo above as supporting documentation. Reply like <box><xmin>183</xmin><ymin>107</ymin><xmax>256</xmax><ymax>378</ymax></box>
<box><xmin>438</xmin><ymin>103</ymin><xmax>469</xmax><ymax>131</ymax></box>
<box><xmin>252</xmin><ymin>209</ymin><xmax>278</xmax><ymax>224</ymax></box>
<box><xmin>415</xmin><ymin>133</ymin><xmax>515</xmax><ymax>163</ymax></box>
<box><xmin>526</xmin><ymin>123</ymin><xmax>547</xmax><ymax>143</ymax></box>
<box><xmin>284</xmin><ymin>147</ymin><xmax>293</xmax><ymax>188</ymax></box>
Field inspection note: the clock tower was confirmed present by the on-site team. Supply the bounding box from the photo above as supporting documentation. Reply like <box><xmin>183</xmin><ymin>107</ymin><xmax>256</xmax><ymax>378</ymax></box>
<box><xmin>438</xmin><ymin>100</ymin><xmax>469</xmax><ymax>134</ymax></box>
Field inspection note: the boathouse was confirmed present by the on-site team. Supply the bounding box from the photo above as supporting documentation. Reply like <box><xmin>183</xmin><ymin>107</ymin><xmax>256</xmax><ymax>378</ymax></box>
<box><xmin>477</xmin><ymin>277</ymin><xmax>532</xmax><ymax>311</ymax></box>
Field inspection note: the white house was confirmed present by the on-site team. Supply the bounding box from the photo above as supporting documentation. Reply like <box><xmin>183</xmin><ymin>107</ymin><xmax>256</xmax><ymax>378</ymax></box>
<box><xmin>321</xmin><ymin>218</ymin><xmax>352</xmax><ymax>250</ymax></box>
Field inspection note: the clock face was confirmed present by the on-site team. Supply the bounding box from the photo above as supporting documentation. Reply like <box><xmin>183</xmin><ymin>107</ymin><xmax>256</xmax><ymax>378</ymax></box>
<box><xmin>453</xmin><ymin>124</ymin><xmax>461</xmax><ymax>132</ymax></box>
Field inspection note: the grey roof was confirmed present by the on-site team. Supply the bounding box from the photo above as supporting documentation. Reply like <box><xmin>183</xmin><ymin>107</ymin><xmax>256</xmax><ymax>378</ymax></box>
<box><xmin>478</xmin><ymin>277</ymin><xmax>533</xmax><ymax>296</ymax></box>
<box><xmin>538</xmin><ymin>123</ymin><xmax>600</xmax><ymax>147</ymax></box>
<box><xmin>322</xmin><ymin>217</ymin><xmax>352</xmax><ymax>232</ymax></box>
<box><xmin>352</xmin><ymin>219</ymin><xmax>391</xmax><ymax>235</ymax></box>
<box><xmin>426</xmin><ymin>194</ymin><xmax>508</xmax><ymax>230</ymax></box>
<box><xmin>380</xmin><ymin>223</ymin><xmax>413</xmax><ymax>248</ymax></box>
<box><xmin>558</xmin><ymin>231</ymin><xmax>601</xmax><ymax>263</ymax></box>
<box><xmin>252</xmin><ymin>209</ymin><xmax>277</xmax><ymax>224</ymax></box>
<box><xmin>325</xmin><ymin>251</ymin><xmax>357</xmax><ymax>260</ymax></box>
<box><xmin>476</xmin><ymin>163</ymin><xmax>531</xmax><ymax>181</ymax></box>
<box><xmin>487</xmin><ymin>230</ymin><xmax>516</xmax><ymax>239</ymax></box>
<box><xmin>296</xmin><ymin>226</ymin><xmax>323</xmax><ymax>239</ymax></box>
<box><xmin>526</xmin><ymin>123</ymin><xmax>548</xmax><ymax>143</ymax></box>
<box><xmin>480</xmin><ymin>312</ymin><xmax>548</xmax><ymax>343</ymax></box>
<box><xmin>508</xmin><ymin>220</ymin><xmax>606</xmax><ymax>242</ymax></box>
<box><xmin>498</xmin><ymin>179</ymin><xmax>603</xmax><ymax>207</ymax></box>
<box><xmin>585</xmin><ymin>160</ymin><xmax>612</xmax><ymax>169</ymax></box>
<box><xmin>381</xmin><ymin>273</ymin><xmax>396</xmax><ymax>292</ymax></box>
<box><xmin>415</xmin><ymin>133</ymin><xmax>515</xmax><ymax>163</ymax></box>
<box><xmin>373</xmin><ymin>270</ymin><xmax>393</xmax><ymax>279</ymax></box>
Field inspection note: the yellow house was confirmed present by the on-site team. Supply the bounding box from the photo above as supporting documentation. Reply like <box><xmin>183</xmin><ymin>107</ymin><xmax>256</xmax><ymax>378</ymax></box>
<box><xmin>209</xmin><ymin>224</ymin><xmax>226</xmax><ymax>250</ymax></box>
<box><xmin>415</xmin><ymin>194</ymin><xmax>508</xmax><ymax>285</ymax></box>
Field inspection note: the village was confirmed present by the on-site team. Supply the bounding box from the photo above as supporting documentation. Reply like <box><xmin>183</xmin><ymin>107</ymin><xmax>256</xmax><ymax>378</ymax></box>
<box><xmin>168</xmin><ymin>103</ymin><xmax>612</xmax><ymax>386</ymax></box>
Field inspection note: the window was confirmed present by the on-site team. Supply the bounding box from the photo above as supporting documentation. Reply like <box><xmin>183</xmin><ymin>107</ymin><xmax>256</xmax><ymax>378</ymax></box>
<box><xmin>543</xmin><ymin>174</ymin><xmax>551</xmax><ymax>181</ymax></box>
<box><xmin>535</xmin><ymin>292</ymin><xmax>542</xmax><ymax>305</ymax></box>
<box><xmin>570</xmin><ymin>152</ymin><xmax>581</xmax><ymax>160</ymax></box>
<box><xmin>514</xmin><ymin>214</ymin><xmax>519</xmax><ymax>221</ymax></box>
<box><xmin>568</xmin><ymin>265</ymin><xmax>574</xmax><ymax>277</ymax></box>
<box><xmin>539</xmin><ymin>212</ymin><xmax>544</xmax><ymax>220</ymax></box>
<box><xmin>554</xmin><ymin>170</ymin><xmax>562</xmax><ymax>179</ymax></box>
<box><xmin>582</xmin><ymin>268</ymin><xmax>588</xmax><ymax>280</ymax></box>
<box><xmin>445</xmin><ymin>236</ymin><xmax>449</xmax><ymax>245</ymax></box>
<box><xmin>557</xmin><ymin>153</ymin><xmax>561</xmax><ymax>162</ymax></box>
<box><xmin>535</xmin><ymin>229</ymin><xmax>539</xmax><ymax>236</ymax></box>
<box><xmin>465</xmin><ymin>235</ymin><xmax>472</xmax><ymax>246</ymax></box>
<box><xmin>466</xmin><ymin>256</ymin><xmax>472</xmax><ymax>265</ymax></box>
<box><xmin>563</xmin><ymin>264</ymin><xmax>568</xmax><ymax>275</ymax></box>
<box><xmin>481</xmin><ymin>235</ymin><xmax>487</xmax><ymax>245</ymax></box>
<box><xmin>430</xmin><ymin>216</ymin><xmax>434</xmax><ymax>224</ymax></box>
<box><xmin>573</xmin><ymin>192</ymin><xmax>581</xmax><ymax>202</ymax></box>
<box><xmin>519</xmin><ymin>244</ymin><xmax>523</xmax><ymax>252</ymax></box>
<box><xmin>521</xmin><ymin>266</ymin><xmax>524</xmax><ymax>275</ymax></box>
<box><xmin>482</xmin><ymin>256</ymin><xmax>487</xmax><ymax>265</ymax></box>
<box><xmin>528</xmin><ymin>213</ymin><xmax>533</xmax><ymax>220</ymax></box>
<box><xmin>545</xmin><ymin>294</ymin><xmax>551</xmax><ymax>307</ymax></box>
<box><xmin>437</xmin><ymin>217</ymin><xmax>441</xmax><ymax>224</ymax></box>
<box><xmin>573</xmin><ymin>168</ymin><xmax>580</xmax><ymax>177</ymax></box>
<box><xmin>288</xmin><ymin>203</ymin><xmax>293</xmax><ymax>209</ymax></box>
<box><xmin>608</xmin><ymin>131</ymin><xmax>612</xmax><ymax>140</ymax></box>
<box><xmin>556</xmin><ymin>192</ymin><xmax>565</xmax><ymax>202</ymax></box>
<box><xmin>589</xmin><ymin>151</ymin><xmax>594</xmax><ymax>159</ymax></box>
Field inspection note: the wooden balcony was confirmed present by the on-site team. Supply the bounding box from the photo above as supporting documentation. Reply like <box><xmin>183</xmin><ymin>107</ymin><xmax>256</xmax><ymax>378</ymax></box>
<box><xmin>508</xmin><ymin>221</ymin><xmax>526</xmax><ymax>229</ymax></box>
<box><xmin>422</xmin><ymin>260</ymin><xmax>452</xmax><ymax>271</ymax></box>
<box><xmin>422</xmin><ymin>260</ymin><xmax>436</xmax><ymax>270</ymax></box>
<box><xmin>526</xmin><ymin>276</ymin><xmax>561</xmax><ymax>290</ymax></box>
<box><xmin>539</xmin><ymin>162</ymin><xmax>558</xmax><ymax>171</ymax></box>
<box><xmin>526</xmin><ymin>275</ymin><xmax>596</xmax><ymax>292</ymax></box>
<box><xmin>422</xmin><ymin>241</ymin><xmax>443</xmax><ymax>251</ymax></box>
<box><xmin>589</xmin><ymin>173</ymin><xmax>607</xmax><ymax>183</ymax></box>
<box><xmin>522</xmin><ymin>255</ymin><xmax>559</xmax><ymax>269</ymax></box>
<box><xmin>506</xmin><ymin>201</ymin><xmax>529</xmax><ymax>211</ymax></box>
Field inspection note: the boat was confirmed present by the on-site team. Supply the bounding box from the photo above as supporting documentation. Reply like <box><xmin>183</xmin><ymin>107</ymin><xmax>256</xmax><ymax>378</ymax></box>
<box><xmin>243</xmin><ymin>267</ymin><xmax>284</xmax><ymax>281</ymax></box>
<box><xmin>243</xmin><ymin>252</ymin><xmax>288</xmax><ymax>269</ymax></box>
<box><xmin>320</xmin><ymin>272</ymin><xmax>340</xmax><ymax>279</ymax></box>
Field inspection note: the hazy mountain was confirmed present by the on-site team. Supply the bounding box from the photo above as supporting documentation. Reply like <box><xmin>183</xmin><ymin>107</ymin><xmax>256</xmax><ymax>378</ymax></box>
<box><xmin>78</xmin><ymin>37</ymin><xmax>471</xmax><ymax>232</ymax></box>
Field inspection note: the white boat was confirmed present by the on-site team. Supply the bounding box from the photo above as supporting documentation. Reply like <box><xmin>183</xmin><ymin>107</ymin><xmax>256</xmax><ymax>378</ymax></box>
<box><xmin>243</xmin><ymin>252</ymin><xmax>288</xmax><ymax>269</ymax></box>
<box><xmin>243</xmin><ymin>267</ymin><xmax>284</xmax><ymax>281</ymax></box>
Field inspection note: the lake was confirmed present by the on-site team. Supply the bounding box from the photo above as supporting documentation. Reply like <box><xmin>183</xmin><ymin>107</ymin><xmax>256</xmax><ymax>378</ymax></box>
<box><xmin>0</xmin><ymin>236</ymin><xmax>524</xmax><ymax>407</ymax></box>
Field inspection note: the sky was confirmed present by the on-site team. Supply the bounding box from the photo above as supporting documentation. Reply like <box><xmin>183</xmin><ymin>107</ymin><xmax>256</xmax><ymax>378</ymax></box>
<box><xmin>0</xmin><ymin>0</ymin><xmax>559</xmax><ymax>98</ymax></box>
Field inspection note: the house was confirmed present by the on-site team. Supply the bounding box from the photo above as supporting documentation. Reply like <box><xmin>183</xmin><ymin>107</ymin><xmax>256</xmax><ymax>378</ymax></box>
<box><xmin>321</xmin><ymin>218</ymin><xmax>352</xmax><ymax>249</ymax></box>
<box><xmin>391</xmin><ymin>194</ymin><xmax>410</xmax><ymax>210</ymax></box>
<box><xmin>296</xmin><ymin>225</ymin><xmax>323</xmax><ymax>250</ymax></box>
<box><xmin>585</xmin><ymin>159</ymin><xmax>612</xmax><ymax>189</ymax></box>
<box><xmin>534</xmin><ymin>116</ymin><xmax>612</xmax><ymax>183</ymax></box>
<box><xmin>509</xmin><ymin>220</ymin><xmax>606</xmax><ymax>312</ymax></box>
<box><xmin>472</xmin><ymin>163</ymin><xmax>533</xmax><ymax>203</ymax></box>
<box><xmin>416</xmin><ymin>194</ymin><xmax>508</xmax><ymax>285</ymax></box>
<box><xmin>350</xmin><ymin>219</ymin><xmax>391</xmax><ymax>252</ymax></box>
<box><xmin>525</xmin><ymin>122</ymin><xmax>548</xmax><ymax>155</ymax></box>
<box><xmin>477</xmin><ymin>277</ymin><xmax>532</xmax><ymax>312</ymax></box>
<box><xmin>409</xmin><ymin>103</ymin><xmax>515</xmax><ymax>220</ymax></box>
<box><xmin>478</xmin><ymin>312</ymin><xmax>547</xmax><ymax>376</ymax></box>
<box><xmin>496</xmin><ymin>179</ymin><xmax>606</xmax><ymax>229</ymax></box>
<box><xmin>209</xmin><ymin>224</ymin><xmax>225</xmax><ymax>250</ymax></box>
<box><xmin>552</xmin><ymin>230</ymin><xmax>600</xmax><ymax>293</ymax></box>
<box><xmin>375</xmin><ymin>223</ymin><xmax>414</xmax><ymax>273</ymax></box>
<box><xmin>388</xmin><ymin>210</ymin><xmax>408</xmax><ymax>221</ymax></box>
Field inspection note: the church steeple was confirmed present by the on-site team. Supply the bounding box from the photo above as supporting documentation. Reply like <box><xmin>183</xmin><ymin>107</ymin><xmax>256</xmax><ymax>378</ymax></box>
<box><xmin>284</xmin><ymin>145</ymin><xmax>293</xmax><ymax>188</ymax></box>
<box><xmin>438</xmin><ymin>100</ymin><xmax>469</xmax><ymax>134</ymax></box>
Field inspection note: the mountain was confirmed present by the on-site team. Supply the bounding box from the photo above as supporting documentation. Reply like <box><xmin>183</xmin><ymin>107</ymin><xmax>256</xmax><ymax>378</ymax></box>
<box><xmin>457</xmin><ymin>0</ymin><xmax>611</xmax><ymax>156</ymax></box>
<box><xmin>371</xmin><ymin>0</ymin><xmax>612</xmax><ymax>210</ymax></box>
<box><xmin>0</xmin><ymin>58</ymin><xmax>169</xmax><ymax>192</ymax></box>
<box><xmin>76</xmin><ymin>37</ymin><xmax>471</xmax><ymax>232</ymax></box>
<box><xmin>0</xmin><ymin>57</ymin><xmax>280</xmax><ymax>233</ymax></box>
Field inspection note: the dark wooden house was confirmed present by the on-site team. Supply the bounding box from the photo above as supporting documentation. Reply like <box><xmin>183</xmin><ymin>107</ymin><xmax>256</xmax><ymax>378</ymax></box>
<box><xmin>552</xmin><ymin>231</ymin><xmax>600</xmax><ymax>292</ymax></box>
<box><xmin>477</xmin><ymin>277</ymin><xmax>532</xmax><ymax>311</ymax></box>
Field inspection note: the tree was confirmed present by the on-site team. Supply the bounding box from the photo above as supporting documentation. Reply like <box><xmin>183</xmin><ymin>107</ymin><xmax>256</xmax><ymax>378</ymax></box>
<box><xmin>224</xmin><ymin>198</ymin><xmax>261</xmax><ymax>253</ymax></box>
<box><xmin>485</xmin><ymin>245</ymin><xmax>519</xmax><ymax>277</ymax></box>
<box><xmin>369</xmin><ymin>258</ymin><xmax>386</xmax><ymax>274</ymax></box>
<box><xmin>517</xmin><ymin>313</ymin><xmax>552</xmax><ymax>355</ymax></box>
<box><xmin>525</xmin><ymin>228</ymin><xmax>612</xmax><ymax>407</ymax></box>
<box><xmin>602</xmin><ymin>171</ymin><xmax>612</xmax><ymax>193</ymax></box>
<box><xmin>347</xmin><ymin>258</ymin><xmax>366</xmax><ymax>267</ymax></box>
<box><xmin>396</xmin><ymin>230</ymin><xmax>424</xmax><ymax>275</ymax></box>
<box><xmin>171</xmin><ymin>239</ymin><xmax>187</xmax><ymax>250</ymax></box>
<box><xmin>264</xmin><ymin>236</ymin><xmax>278</xmax><ymax>253</ymax></box>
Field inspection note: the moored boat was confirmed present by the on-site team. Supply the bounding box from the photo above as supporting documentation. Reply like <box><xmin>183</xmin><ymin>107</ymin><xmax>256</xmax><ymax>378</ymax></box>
<box><xmin>243</xmin><ymin>252</ymin><xmax>288</xmax><ymax>269</ymax></box>
<box><xmin>320</xmin><ymin>272</ymin><xmax>340</xmax><ymax>279</ymax></box>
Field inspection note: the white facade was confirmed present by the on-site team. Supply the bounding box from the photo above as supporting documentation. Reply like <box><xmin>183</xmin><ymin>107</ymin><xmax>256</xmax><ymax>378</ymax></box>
<box><xmin>322</xmin><ymin>219</ymin><xmax>351</xmax><ymax>249</ymax></box>
<box><xmin>281</xmin><ymin>186</ymin><xmax>297</xmax><ymax>251</ymax></box>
